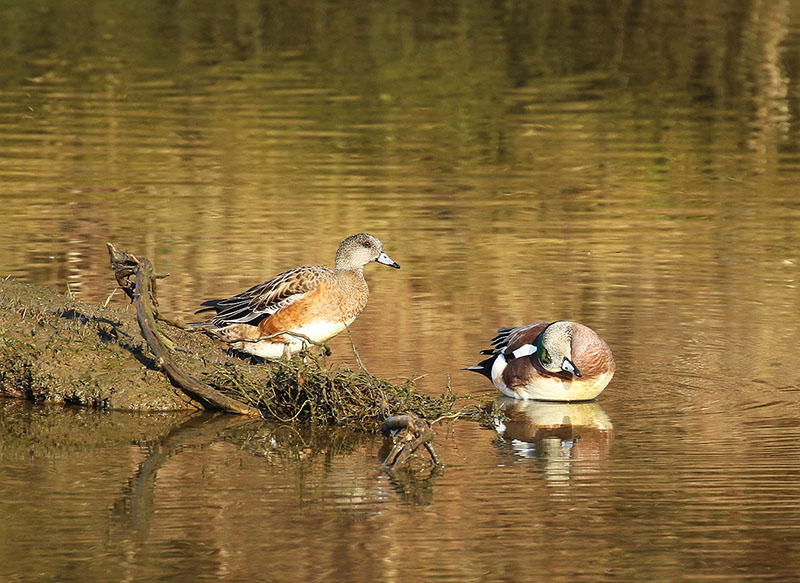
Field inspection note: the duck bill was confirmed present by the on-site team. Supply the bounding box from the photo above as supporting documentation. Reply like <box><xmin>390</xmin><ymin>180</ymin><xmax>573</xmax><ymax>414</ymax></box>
<box><xmin>562</xmin><ymin>358</ymin><xmax>582</xmax><ymax>377</ymax></box>
<box><xmin>376</xmin><ymin>252</ymin><xmax>400</xmax><ymax>269</ymax></box>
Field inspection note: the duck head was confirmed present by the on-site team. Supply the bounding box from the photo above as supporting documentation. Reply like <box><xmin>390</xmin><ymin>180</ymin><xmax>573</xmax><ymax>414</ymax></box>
<box><xmin>335</xmin><ymin>233</ymin><xmax>400</xmax><ymax>270</ymax></box>
<box><xmin>537</xmin><ymin>321</ymin><xmax>582</xmax><ymax>377</ymax></box>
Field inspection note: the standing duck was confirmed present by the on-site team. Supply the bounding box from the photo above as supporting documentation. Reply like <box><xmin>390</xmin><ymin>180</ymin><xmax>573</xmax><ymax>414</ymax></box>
<box><xmin>194</xmin><ymin>233</ymin><xmax>400</xmax><ymax>358</ymax></box>
<box><xmin>467</xmin><ymin>321</ymin><xmax>615</xmax><ymax>401</ymax></box>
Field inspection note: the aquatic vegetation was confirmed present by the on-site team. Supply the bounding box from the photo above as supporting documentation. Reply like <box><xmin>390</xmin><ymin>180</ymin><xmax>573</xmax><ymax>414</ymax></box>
<box><xmin>207</xmin><ymin>353</ymin><xmax>455</xmax><ymax>433</ymax></box>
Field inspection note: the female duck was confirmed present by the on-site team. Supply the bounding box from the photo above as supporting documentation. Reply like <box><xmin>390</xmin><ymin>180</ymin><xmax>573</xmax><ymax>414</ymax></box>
<box><xmin>194</xmin><ymin>233</ymin><xmax>399</xmax><ymax>358</ymax></box>
<box><xmin>467</xmin><ymin>321</ymin><xmax>615</xmax><ymax>401</ymax></box>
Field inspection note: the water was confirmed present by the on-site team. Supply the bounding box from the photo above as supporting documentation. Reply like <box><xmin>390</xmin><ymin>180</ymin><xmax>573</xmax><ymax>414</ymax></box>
<box><xmin>2</xmin><ymin>1</ymin><xmax>800</xmax><ymax>581</ymax></box>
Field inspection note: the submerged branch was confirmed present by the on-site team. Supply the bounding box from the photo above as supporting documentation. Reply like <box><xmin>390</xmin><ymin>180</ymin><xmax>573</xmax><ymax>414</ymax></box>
<box><xmin>380</xmin><ymin>414</ymin><xmax>440</xmax><ymax>468</ymax></box>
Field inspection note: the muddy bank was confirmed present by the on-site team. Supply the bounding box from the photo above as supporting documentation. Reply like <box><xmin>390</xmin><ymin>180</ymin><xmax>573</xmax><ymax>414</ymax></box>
<box><xmin>0</xmin><ymin>279</ymin><xmax>275</xmax><ymax>410</ymax></box>
<box><xmin>0</xmin><ymin>278</ymin><xmax>458</xmax><ymax>439</ymax></box>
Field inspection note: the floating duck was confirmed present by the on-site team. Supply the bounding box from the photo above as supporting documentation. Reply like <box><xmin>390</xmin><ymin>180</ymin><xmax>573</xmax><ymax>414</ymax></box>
<box><xmin>467</xmin><ymin>321</ymin><xmax>615</xmax><ymax>401</ymax></box>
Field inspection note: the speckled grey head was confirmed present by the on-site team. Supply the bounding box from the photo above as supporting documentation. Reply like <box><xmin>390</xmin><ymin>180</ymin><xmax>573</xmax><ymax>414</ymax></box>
<box><xmin>537</xmin><ymin>321</ymin><xmax>582</xmax><ymax>377</ymax></box>
<box><xmin>335</xmin><ymin>233</ymin><xmax>400</xmax><ymax>271</ymax></box>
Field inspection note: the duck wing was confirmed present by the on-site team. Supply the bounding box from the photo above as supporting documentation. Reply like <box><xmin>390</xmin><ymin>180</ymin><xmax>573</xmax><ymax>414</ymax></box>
<box><xmin>198</xmin><ymin>266</ymin><xmax>332</xmax><ymax>327</ymax></box>
<box><xmin>485</xmin><ymin>322</ymin><xmax>549</xmax><ymax>354</ymax></box>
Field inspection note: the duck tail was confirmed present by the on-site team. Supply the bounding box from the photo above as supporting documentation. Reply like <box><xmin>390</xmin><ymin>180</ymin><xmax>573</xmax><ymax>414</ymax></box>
<box><xmin>463</xmin><ymin>354</ymin><xmax>498</xmax><ymax>381</ymax></box>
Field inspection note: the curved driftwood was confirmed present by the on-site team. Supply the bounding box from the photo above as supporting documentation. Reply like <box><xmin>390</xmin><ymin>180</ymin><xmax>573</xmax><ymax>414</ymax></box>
<box><xmin>380</xmin><ymin>414</ymin><xmax>440</xmax><ymax>468</ymax></box>
<box><xmin>107</xmin><ymin>243</ymin><xmax>261</xmax><ymax>417</ymax></box>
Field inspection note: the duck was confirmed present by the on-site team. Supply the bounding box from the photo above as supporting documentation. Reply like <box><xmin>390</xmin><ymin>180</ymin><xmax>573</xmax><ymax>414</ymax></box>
<box><xmin>467</xmin><ymin>321</ymin><xmax>615</xmax><ymax>401</ymax></box>
<box><xmin>194</xmin><ymin>233</ymin><xmax>400</xmax><ymax>358</ymax></box>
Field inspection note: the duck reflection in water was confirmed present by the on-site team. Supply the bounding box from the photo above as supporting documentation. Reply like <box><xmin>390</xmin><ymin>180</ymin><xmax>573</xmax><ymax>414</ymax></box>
<box><xmin>491</xmin><ymin>397</ymin><xmax>614</xmax><ymax>484</ymax></box>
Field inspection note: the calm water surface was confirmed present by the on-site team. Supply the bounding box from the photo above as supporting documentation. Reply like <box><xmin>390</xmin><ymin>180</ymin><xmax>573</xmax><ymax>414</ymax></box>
<box><xmin>2</xmin><ymin>1</ymin><xmax>800</xmax><ymax>581</ymax></box>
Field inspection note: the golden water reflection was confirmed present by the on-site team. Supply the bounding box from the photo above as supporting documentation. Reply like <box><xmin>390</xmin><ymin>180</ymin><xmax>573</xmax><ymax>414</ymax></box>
<box><xmin>2</xmin><ymin>2</ymin><xmax>800</xmax><ymax>582</ymax></box>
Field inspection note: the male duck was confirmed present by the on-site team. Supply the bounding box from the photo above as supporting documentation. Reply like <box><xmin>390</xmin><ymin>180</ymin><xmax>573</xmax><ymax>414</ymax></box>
<box><xmin>467</xmin><ymin>321</ymin><xmax>615</xmax><ymax>401</ymax></box>
<box><xmin>194</xmin><ymin>233</ymin><xmax>399</xmax><ymax>358</ymax></box>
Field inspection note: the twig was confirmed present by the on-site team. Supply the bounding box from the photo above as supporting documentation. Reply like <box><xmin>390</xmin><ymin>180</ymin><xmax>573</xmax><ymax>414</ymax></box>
<box><xmin>103</xmin><ymin>287</ymin><xmax>118</xmax><ymax>308</ymax></box>
<box><xmin>345</xmin><ymin>324</ymin><xmax>369</xmax><ymax>373</ymax></box>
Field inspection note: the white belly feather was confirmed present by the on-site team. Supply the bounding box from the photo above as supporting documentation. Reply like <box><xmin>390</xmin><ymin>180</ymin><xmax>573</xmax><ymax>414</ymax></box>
<box><xmin>513</xmin><ymin>371</ymin><xmax>615</xmax><ymax>401</ymax></box>
<box><xmin>236</xmin><ymin>318</ymin><xmax>352</xmax><ymax>359</ymax></box>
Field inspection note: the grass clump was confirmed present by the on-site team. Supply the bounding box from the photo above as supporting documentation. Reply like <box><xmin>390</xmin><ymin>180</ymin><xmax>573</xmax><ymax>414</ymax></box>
<box><xmin>206</xmin><ymin>352</ymin><xmax>456</xmax><ymax>433</ymax></box>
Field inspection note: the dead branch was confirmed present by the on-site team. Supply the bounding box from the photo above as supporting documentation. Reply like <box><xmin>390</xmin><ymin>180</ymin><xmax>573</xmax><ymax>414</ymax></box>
<box><xmin>380</xmin><ymin>414</ymin><xmax>441</xmax><ymax>468</ymax></box>
<box><xmin>107</xmin><ymin>243</ymin><xmax>262</xmax><ymax>417</ymax></box>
